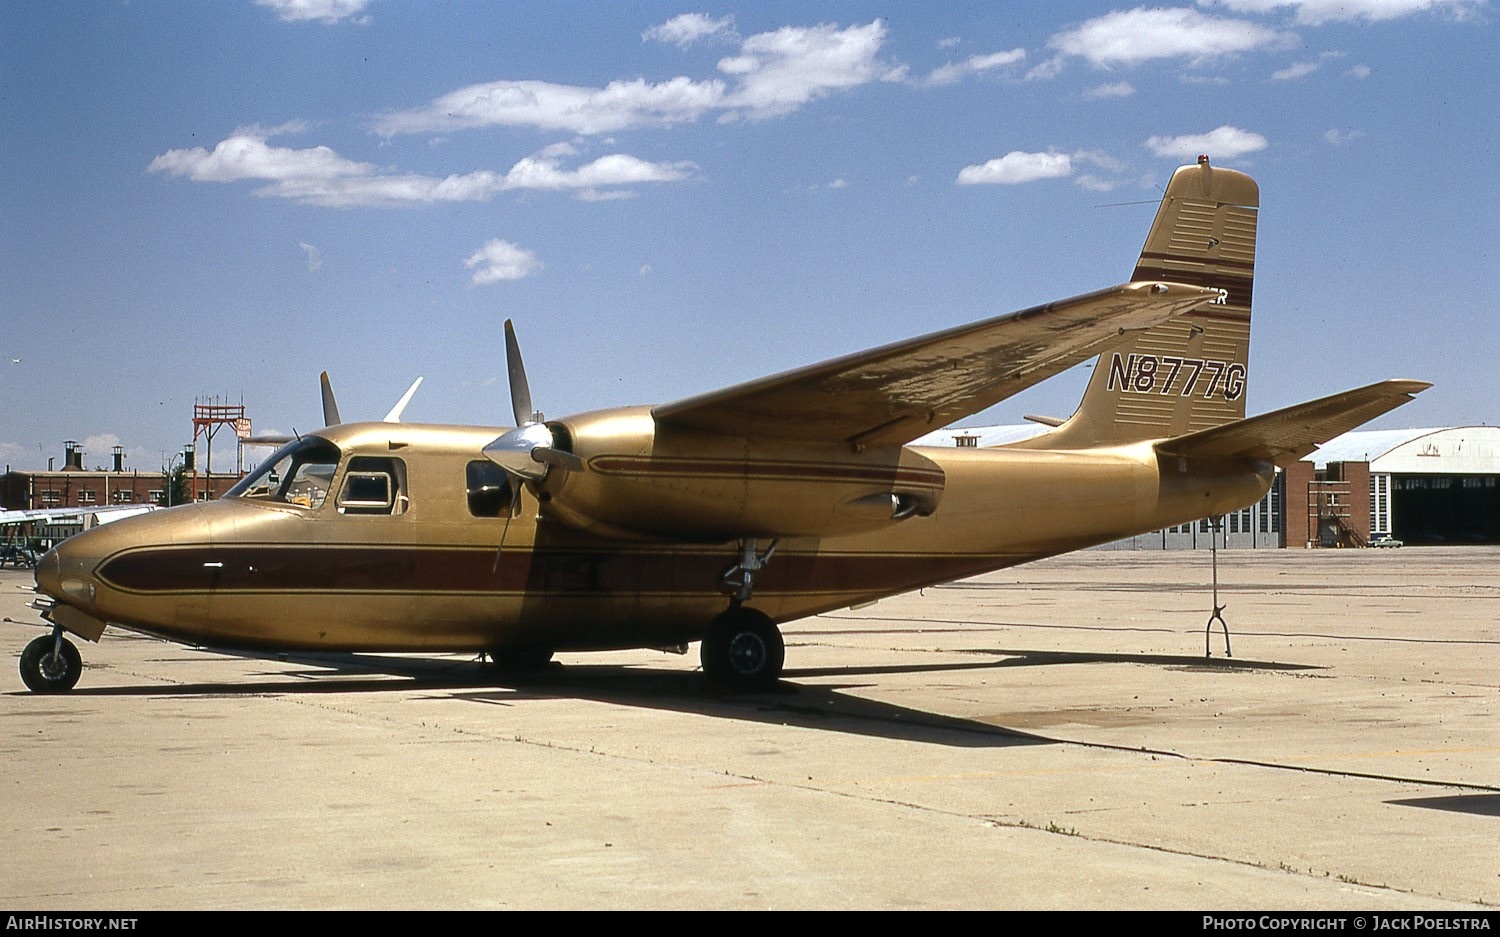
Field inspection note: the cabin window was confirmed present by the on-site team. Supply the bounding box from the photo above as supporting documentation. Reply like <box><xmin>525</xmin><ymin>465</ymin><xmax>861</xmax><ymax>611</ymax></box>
<box><xmin>337</xmin><ymin>457</ymin><xmax>408</xmax><ymax>516</ymax></box>
<box><xmin>466</xmin><ymin>461</ymin><xmax>514</xmax><ymax>518</ymax></box>
<box><xmin>227</xmin><ymin>436</ymin><xmax>342</xmax><ymax>509</ymax></box>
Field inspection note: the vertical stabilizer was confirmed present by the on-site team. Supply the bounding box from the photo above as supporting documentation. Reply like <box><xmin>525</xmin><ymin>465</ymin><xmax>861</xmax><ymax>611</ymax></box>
<box><xmin>1022</xmin><ymin>157</ymin><xmax>1259</xmax><ymax>449</ymax></box>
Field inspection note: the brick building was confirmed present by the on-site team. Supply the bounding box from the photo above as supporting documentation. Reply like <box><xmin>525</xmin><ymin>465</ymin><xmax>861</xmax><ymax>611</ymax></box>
<box><xmin>2</xmin><ymin>441</ymin><xmax>239</xmax><ymax>512</ymax></box>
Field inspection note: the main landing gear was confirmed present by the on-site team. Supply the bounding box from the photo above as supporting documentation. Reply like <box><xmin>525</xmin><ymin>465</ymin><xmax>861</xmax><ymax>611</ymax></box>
<box><xmin>20</xmin><ymin>628</ymin><xmax>82</xmax><ymax>694</ymax></box>
<box><xmin>703</xmin><ymin>539</ymin><xmax>785</xmax><ymax>690</ymax></box>
<box><xmin>486</xmin><ymin>647</ymin><xmax>555</xmax><ymax>672</ymax></box>
<box><xmin>701</xmin><ymin>604</ymin><xmax>784</xmax><ymax>690</ymax></box>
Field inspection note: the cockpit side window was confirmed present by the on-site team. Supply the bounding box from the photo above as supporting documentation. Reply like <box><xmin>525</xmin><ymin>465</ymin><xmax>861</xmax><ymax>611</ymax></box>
<box><xmin>227</xmin><ymin>437</ymin><xmax>342</xmax><ymax>509</ymax></box>
<box><xmin>338</xmin><ymin>457</ymin><xmax>408</xmax><ymax>516</ymax></box>
<box><xmin>466</xmin><ymin>461</ymin><xmax>514</xmax><ymax>518</ymax></box>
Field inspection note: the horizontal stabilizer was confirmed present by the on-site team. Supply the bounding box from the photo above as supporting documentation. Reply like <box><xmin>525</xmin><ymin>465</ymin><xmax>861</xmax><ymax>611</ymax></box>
<box><xmin>1154</xmin><ymin>379</ymin><xmax>1431</xmax><ymax>466</ymax></box>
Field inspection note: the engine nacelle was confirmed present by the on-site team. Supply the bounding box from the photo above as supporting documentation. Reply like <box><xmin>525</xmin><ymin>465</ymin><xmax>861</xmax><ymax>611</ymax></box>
<box><xmin>537</xmin><ymin>406</ymin><xmax>945</xmax><ymax>541</ymax></box>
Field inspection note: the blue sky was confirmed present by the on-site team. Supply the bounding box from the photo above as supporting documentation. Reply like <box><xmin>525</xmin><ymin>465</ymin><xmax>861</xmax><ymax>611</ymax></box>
<box><xmin>2</xmin><ymin>0</ymin><xmax>1495</xmax><ymax>474</ymax></box>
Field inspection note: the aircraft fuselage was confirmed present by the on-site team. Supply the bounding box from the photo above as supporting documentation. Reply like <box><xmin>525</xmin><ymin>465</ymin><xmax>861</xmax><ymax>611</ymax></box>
<box><xmin>33</xmin><ymin>416</ymin><xmax>1272</xmax><ymax>656</ymax></box>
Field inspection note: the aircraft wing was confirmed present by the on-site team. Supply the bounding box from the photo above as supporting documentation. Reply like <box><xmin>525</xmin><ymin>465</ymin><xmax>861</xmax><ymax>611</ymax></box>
<box><xmin>2</xmin><ymin>504</ymin><xmax>160</xmax><ymax>527</ymax></box>
<box><xmin>653</xmin><ymin>281</ymin><xmax>1221</xmax><ymax>448</ymax></box>
<box><xmin>1154</xmin><ymin>379</ymin><xmax>1432</xmax><ymax>467</ymax></box>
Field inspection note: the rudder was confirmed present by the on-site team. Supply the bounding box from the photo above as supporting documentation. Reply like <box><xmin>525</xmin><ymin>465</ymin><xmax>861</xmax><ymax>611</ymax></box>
<box><xmin>1024</xmin><ymin>157</ymin><xmax>1259</xmax><ymax>448</ymax></box>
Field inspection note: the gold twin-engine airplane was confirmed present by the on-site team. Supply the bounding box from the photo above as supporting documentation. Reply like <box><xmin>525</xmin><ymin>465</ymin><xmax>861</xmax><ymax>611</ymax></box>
<box><xmin>20</xmin><ymin>158</ymin><xmax>1428</xmax><ymax>694</ymax></box>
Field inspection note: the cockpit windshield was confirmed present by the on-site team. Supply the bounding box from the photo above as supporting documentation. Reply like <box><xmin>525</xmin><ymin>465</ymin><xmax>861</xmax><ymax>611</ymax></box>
<box><xmin>226</xmin><ymin>436</ymin><xmax>342</xmax><ymax>509</ymax></box>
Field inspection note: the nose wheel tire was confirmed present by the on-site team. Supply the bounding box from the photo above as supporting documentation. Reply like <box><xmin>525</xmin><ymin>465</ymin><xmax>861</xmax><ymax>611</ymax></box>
<box><xmin>20</xmin><ymin>634</ymin><xmax>82</xmax><ymax>694</ymax></box>
<box><xmin>701</xmin><ymin>607</ymin><xmax>784</xmax><ymax>690</ymax></box>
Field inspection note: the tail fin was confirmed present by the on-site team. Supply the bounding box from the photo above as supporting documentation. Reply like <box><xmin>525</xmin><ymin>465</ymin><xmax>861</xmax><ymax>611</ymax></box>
<box><xmin>1025</xmin><ymin>157</ymin><xmax>1259</xmax><ymax>448</ymax></box>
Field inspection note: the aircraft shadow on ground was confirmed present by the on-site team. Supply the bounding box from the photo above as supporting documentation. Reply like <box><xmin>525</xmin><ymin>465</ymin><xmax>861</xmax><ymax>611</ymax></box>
<box><xmin>42</xmin><ymin>644</ymin><xmax>1319</xmax><ymax>749</ymax></box>
<box><xmin>791</xmin><ymin>648</ymin><xmax>1321</xmax><ymax>677</ymax></box>
<box><xmin>1385</xmin><ymin>793</ymin><xmax>1500</xmax><ymax>817</ymax></box>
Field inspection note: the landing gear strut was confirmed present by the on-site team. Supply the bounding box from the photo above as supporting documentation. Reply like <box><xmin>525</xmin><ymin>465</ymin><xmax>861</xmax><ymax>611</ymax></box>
<box><xmin>20</xmin><ymin>628</ymin><xmax>82</xmax><ymax>694</ymax></box>
<box><xmin>718</xmin><ymin>538</ymin><xmax>778</xmax><ymax>602</ymax></box>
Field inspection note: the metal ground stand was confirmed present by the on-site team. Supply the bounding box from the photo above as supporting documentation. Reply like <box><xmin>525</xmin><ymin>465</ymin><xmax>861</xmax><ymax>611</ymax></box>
<box><xmin>1205</xmin><ymin>516</ymin><xmax>1232</xmax><ymax>658</ymax></box>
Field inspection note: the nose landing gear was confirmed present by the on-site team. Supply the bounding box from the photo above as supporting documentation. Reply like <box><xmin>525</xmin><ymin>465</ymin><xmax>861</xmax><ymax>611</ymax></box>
<box><xmin>20</xmin><ymin>628</ymin><xmax>82</xmax><ymax>694</ymax></box>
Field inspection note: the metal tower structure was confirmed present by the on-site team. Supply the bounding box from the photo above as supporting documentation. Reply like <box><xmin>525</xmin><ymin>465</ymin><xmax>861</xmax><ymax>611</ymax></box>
<box><xmin>190</xmin><ymin>398</ymin><xmax>252</xmax><ymax>502</ymax></box>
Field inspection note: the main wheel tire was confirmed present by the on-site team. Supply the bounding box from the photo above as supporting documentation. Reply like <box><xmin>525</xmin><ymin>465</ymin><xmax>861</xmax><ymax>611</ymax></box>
<box><xmin>489</xmin><ymin>647</ymin><xmax>555</xmax><ymax>671</ymax></box>
<box><xmin>19</xmin><ymin>634</ymin><xmax>82</xmax><ymax>694</ymax></box>
<box><xmin>701</xmin><ymin>607</ymin><xmax>784</xmax><ymax>690</ymax></box>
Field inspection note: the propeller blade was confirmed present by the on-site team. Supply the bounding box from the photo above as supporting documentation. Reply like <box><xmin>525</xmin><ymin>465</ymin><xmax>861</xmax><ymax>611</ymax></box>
<box><xmin>492</xmin><ymin>482</ymin><xmax>524</xmax><ymax>574</ymax></box>
<box><xmin>486</xmin><ymin>321</ymin><xmax>582</xmax><ymax>484</ymax></box>
<box><xmin>532</xmin><ymin>446</ymin><xmax>585</xmax><ymax>473</ymax></box>
<box><xmin>504</xmin><ymin>320</ymin><xmax>533</xmax><ymax>428</ymax></box>
<box><xmin>320</xmin><ymin>372</ymin><xmax>342</xmax><ymax>426</ymax></box>
<box><xmin>383</xmin><ymin>376</ymin><xmax>424</xmax><ymax>423</ymax></box>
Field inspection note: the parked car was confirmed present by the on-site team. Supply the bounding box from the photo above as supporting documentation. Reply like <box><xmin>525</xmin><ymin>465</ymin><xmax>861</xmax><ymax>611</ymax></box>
<box><xmin>1370</xmin><ymin>535</ymin><xmax>1404</xmax><ymax>548</ymax></box>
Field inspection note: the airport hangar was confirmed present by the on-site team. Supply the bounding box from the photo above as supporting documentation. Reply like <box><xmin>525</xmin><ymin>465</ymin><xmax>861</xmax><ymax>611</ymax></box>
<box><xmin>4</xmin><ymin>425</ymin><xmax>1497</xmax><ymax>551</ymax></box>
<box><xmin>919</xmin><ymin>424</ymin><xmax>1500</xmax><ymax>551</ymax></box>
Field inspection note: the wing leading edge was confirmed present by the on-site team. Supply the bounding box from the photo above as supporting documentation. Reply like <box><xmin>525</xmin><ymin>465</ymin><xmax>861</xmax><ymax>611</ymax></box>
<box><xmin>653</xmin><ymin>281</ymin><xmax>1221</xmax><ymax>449</ymax></box>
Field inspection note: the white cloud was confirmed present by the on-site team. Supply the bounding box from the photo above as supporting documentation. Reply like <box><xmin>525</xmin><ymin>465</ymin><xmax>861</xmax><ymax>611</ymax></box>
<box><xmin>1083</xmin><ymin>81</ymin><xmax>1135</xmax><ymax>99</ymax></box>
<box><xmin>1049</xmin><ymin>8</ymin><xmax>1292</xmax><ymax>68</ymax></box>
<box><xmin>957</xmin><ymin>151</ymin><xmax>1073</xmax><ymax>186</ymax></box>
<box><xmin>0</xmin><ymin>441</ymin><xmax>36</xmax><ymax>471</ymax></box>
<box><xmin>1145</xmin><ymin>125</ymin><xmax>1269</xmax><ymax>160</ymax></box>
<box><xmin>377</xmin><ymin>20</ymin><xmax>894</xmax><ymax>135</ymax></box>
<box><xmin>149</xmin><ymin>133</ymin><xmax>695</xmax><ymax>207</ymax></box>
<box><xmin>1272</xmin><ymin>60</ymin><xmax>1320</xmax><ymax>80</ymax></box>
<box><xmin>643</xmin><ymin>13</ymin><xmax>736</xmax><ymax>46</ymax></box>
<box><xmin>502</xmin><ymin>151</ymin><xmax>696</xmax><ymax>192</ymax></box>
<box><xmin>922</xmin><ymin>48</ymin><xmax>1027</xmax><ymax>86</ymax></box>
<box><xmin>78</xmin><ymin>434</ymin><xmax>149</xmax><ymax>471</ymax></box>
<box><xmin>1346</xmin><ymin>63</ymin><xmax>1373</xmax><ymax>78</ymax></box>
<box><xmin>256</xmin><ymin>0</ymin><xmax>371</xmax><ymax>25</ymax></box>
<box><xmin>1025</xmin><ymin>55</ymin><xmax>1067</xmax><ymax>81</ymax></box>
<box><xmin>1274</xmin><ymin>50</ymin><xmax>1346</xmax><ymax>79</ymax></box>
<box><xmin>1204</xmin><ymin>0</ymin><xmax>1483</xmax><ymax>26</ymax></box>
<box><xmin>147</xmin><ymin>132</ymin><xmax>375</xmax><ymax>183</ymax></box>
<box><xmin>1323</xmin><ymin>127</ymin><xmax>1366</xmax><ymax>145</ymax></box>
<box><xmin>465</xmin><ymin>240</ymin><xmax>541</xmax><ymax>285</ymax></box>
<box><xmin>1073</xmin><ymin>174</ymin><xmax>1119</xmax><ymax>192</ymax></box>
<box><xmin>718</xmin><ymin>21</ymin><xmax>895</xmax><ymax>120</ymax></box>
<box><xmin>375</xmin><ymin>77</ymin><xmax>726</xmax><ymax>136</ymax></box>
<box><xmin>1074</xmin><ymin>149</ymin><xmax>1127</xmax><ymax>173</ymax></box>
<box><xmin>299</xmin><ymin>242</ymin><xmax>322</xmax><ymax>271</ymax></box>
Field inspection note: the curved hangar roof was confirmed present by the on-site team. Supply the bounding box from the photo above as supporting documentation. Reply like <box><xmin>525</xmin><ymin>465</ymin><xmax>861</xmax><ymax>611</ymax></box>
<box><xmin>1307</xmin><ymin>426</ymin><xmax>1500</xmax><ymax>473</ymax></box>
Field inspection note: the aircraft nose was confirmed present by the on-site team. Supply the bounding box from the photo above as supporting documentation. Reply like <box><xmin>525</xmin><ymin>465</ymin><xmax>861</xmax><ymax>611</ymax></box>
<box><xmin>34</xmin><ymin>533</ymin><xmax>105</xmax><ymax>611</ymax></box>
<box><xmin>33</xmin><ymin>547</ymin><xmax>62</xmax><ymax>598</ymax></box>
